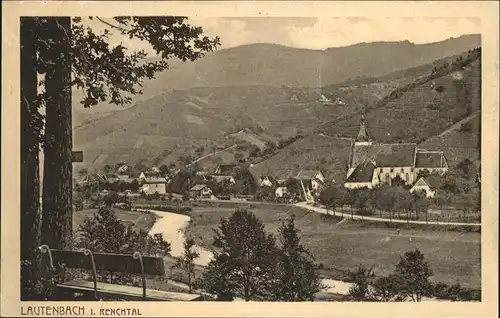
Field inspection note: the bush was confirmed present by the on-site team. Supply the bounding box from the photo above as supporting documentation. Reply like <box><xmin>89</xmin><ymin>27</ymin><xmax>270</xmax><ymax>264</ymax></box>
<box><xmin>139</xmin><ymin>204</ymin><xmax>193</xmax><ymax>214</ymax></box>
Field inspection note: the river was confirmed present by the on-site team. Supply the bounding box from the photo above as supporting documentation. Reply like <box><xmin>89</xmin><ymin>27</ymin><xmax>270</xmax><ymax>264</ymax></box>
<box><xmin>142</xmin><ymin>209</ymin><xmax>353</xmax><ymax>295</ymax></box>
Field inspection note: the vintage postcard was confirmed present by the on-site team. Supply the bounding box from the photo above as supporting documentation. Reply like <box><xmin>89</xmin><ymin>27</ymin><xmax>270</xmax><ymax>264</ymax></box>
<box><xmin>1</xmin><ymin>1</ymin><xmax>499</xmax><ymax>317</ymax></box>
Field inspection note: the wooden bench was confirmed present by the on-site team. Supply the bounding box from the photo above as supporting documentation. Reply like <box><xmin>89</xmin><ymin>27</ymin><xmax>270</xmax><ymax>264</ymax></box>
<box><xmin>38</xmin><ymin>245</ymin><xmax>202</xmax><ymax>301</ymax></box>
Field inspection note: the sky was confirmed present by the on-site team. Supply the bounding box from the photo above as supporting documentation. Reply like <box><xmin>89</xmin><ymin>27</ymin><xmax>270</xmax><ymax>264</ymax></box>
<box><xmin>84</xmin><ymin>16</ymin><xmax>481</xmax><ymax>54</ymax></box>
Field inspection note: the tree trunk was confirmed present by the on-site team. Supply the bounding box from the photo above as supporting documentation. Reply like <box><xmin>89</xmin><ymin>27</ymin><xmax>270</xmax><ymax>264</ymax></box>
<box><xmin>188</xmin><ymin>272</ymin><xmax>192</xmax><ymax>294</ymax></box>
<box><xmin>20</xmin><ymin>16</ymin><xmax>42</xmax><ymax>300</ymax></box>
<box><xmin>41</xmin><ymin>17</ymin><xmax>73</xmax><ymax>250</ymax></box>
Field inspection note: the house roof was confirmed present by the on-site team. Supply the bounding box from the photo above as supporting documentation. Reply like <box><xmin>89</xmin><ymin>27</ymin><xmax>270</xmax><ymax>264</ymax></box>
<box><xmin>190</xmin><ymin>184</ymin><xmax>207</xmax><ymax>191</ymax></box>
<box><xmin>345</xmin><ymin>162</ymin><xmax>376</xmax><ymax>183</ymax></box>
<box><xmin>351</xmin><ymin>143</ymin><xmax>417</xmax><ymax>167</ymax></box>
<box><xmin>141</xmin><ymin>171</ymin><xmax>161</xmax><ymax>178</ymax></box>
<box><xmin>144</xmin><ymin>177</ymin><xmax>168</xmax><ymax>184</ymax></box>
<box><xmin>412</xmin><ymin>177</ymin><xmax>431</xmax><ymax>188</ymax></box>
<box><xmin>260</xmin><ymin>175</ymin><xmax>278</xmax><ymax>185</ymax></box>
<box><xmin>415</xmin><ymin>151</ymin><xmax>444</xmax><ymax>168</ymax></box>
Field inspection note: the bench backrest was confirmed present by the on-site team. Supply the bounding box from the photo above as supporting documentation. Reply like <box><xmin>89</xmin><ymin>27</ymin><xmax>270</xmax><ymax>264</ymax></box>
<box><xmin>50</xmin><ymin>250</ymin><xmax>165</xmax><ymax>276</ymax></box>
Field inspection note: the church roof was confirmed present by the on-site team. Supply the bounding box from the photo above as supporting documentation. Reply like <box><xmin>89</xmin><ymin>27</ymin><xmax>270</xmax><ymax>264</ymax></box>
<box><xmin>415</xmin><ymin>151</ymin><xmax>445</xmax><ymax>168</ymax></box>
<box><xmin>351</xmin><ymin>143</ymin><xmax>417</xmax><ymax>167</ymax></box>
<box><xmin>345</xmin><ymin>162</ymin><xmax>376</xmax><ymax>183</ymax></box>
<box><xmin>356</xmin><ymin>115</ymin><xmax>370</xmax><ymax>142</ymax></box>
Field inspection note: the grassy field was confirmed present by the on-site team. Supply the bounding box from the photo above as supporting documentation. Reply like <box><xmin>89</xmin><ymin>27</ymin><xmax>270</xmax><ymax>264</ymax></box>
<box><xmin>184</xmin><ymin>203</ymin><xmax>481</xmax><ymax>289</ymax></box>
<box><xmin>73</xmin><ymin>208</ymin><xmax>157</xmax><ymax>232</ymax></box>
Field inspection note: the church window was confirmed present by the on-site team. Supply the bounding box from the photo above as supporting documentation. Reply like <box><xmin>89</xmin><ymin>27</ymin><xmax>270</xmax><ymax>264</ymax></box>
<box><xmin>406</xmin><ymin>173</ymin><xmax>409</xmax><ymax>181</ymax></box>
<box><xmin>390</xmin><ymin>168</ymin><xmax>394</xmax><ymax>173</ymax></box>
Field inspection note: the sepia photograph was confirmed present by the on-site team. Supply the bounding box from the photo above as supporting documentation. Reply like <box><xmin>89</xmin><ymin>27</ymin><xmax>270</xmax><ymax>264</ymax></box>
<box><xmin>2</xmin><ymin>1</ymin><xmax>499</xmax><ymax>317</ymax></box>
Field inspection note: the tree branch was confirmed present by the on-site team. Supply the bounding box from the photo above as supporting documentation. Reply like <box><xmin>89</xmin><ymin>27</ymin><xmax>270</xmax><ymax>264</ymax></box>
<box><xmin>96</xmin><ymin>17</ymin><xmax>130</xmax><ymax>32</ymax></box>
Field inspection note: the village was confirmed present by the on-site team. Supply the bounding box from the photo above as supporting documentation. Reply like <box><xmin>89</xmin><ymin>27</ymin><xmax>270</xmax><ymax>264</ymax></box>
<box><xmin>75</xmin><ymin>116</ymin><xmax>479</xmax><ymax>225</ymax></box>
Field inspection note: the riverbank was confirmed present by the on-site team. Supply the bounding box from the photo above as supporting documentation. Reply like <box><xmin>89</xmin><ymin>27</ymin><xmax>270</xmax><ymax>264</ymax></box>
<box><xmin>142</xmin><ymin>208</ymin><xmax>356</xmax><ymax>296</ymax></box>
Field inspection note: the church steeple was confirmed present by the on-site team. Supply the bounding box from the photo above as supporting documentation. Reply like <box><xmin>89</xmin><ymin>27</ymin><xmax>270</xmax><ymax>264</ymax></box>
<box><xmin>357</xmin><ymin>115</ymin><xmax>371</xmax><ymax>141</ymax></box>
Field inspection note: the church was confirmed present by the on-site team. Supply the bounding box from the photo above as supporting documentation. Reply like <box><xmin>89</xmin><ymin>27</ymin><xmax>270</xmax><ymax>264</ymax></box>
<box><xmin>344</xmin><ymin>116</ymin><xmax>448</xmax><ymax>189</ymax></box>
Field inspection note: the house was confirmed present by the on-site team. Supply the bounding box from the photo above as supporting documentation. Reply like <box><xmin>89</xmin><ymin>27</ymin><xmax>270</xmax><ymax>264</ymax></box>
<box><xmin>214</xmin><ymin>164</ymin><xmax>237</xmax><ymax>176</ymax></box>
<box><xmin>138</xmin><ymin>171</ymin><xmax>161</xmax><ymax>180</ymax></box>
<box><xmin>320</xmin><ymin>94</ymin><xmax>332</xmax><ymax>104</ymax></box>
<box><xmin>344</xmin><ymin>161</ymin><xmax>380</xmax><ymax>189</ymax></box>
<box><xmin>295</xmin><ymin>170</ymin><xmax>325</xmax><ymax>192</ymax></box>
<box><xmin>346</xmin><ymin>116</ymin><xmax>449</xmax><ymax>188</ymax></box>
<box><xmin>290</xmin><ymin>94</ymin><xmax>298</xmax><ymax>101</ymax></box>
<box><xmin>259</xmin><ymin>175</ymin><xmax>279</xmax><ymax>187</ymax></box>
<box><xmin>189</xmin><ymin>184</ymin><xmax>213</xmax><ymax>200</ymax></box>
<box><xmin>275</xmin><ymin>187</ymin><xmax>289</xmax><ymax>198</ymax></box>
<box><xmin>140</xmin><ymin>177</ymin><xmax>168</xmax><ymax>195</ymax></box>
<box><xmin>409</xmin><ymin>178</ymin><xmax>436</xmax><ymax>198</ymax></box>
<box><xmin>117</xmin><ymin>164</ymin><xmax>129</xmax><ymax>173</ymax></box>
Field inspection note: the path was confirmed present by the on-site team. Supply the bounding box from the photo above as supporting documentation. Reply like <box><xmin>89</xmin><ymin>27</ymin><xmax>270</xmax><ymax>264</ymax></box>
<box><xmin>172</xmin><ymin>144</ymin><xmax>237</xmax><ymax>175</ymax></box>
<box><xmin>421</xmin><ymin>111</ymin><xmax>480</xmax><ymax>144</ymax></box>
<box><xmin>295</xmin><ymin>202</ymin><xmax>481</xmax><ymax>227</ymax></box>
<box><xmin>187</xmin><ymin>144</ymin><xmax>237</xmax><ymax>168</ymax></box>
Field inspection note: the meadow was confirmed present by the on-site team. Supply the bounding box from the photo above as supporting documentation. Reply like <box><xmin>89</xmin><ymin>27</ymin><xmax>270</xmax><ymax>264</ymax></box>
<box><xmin>183</xmin><ymin>202</ymin><xmax>481</xmax><ymax>289</ymax></box>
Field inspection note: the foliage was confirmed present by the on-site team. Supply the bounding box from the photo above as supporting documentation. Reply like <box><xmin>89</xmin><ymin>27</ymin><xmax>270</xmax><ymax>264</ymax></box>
<box><xmin>272</xmin><ymin>215</ymin><xmax>323</xmax><ymax>301</ymax></box>
<box><xmin>432</xmin><ymin>282</ymin><xmax>480</xmax><ymax>301</ymax></box>
<box><xmin>248</xmin><ymin>145</ymin><xmax>261</xmax><ymax>158</ymax></box>
<box><xmin>208</xmin><ymin>179</ymin><xmax>235</xmax><ymax>197</ymax></box>
<box><xmin>391</xmin><ymin>249</ymin><xmax>434</xmax><ymax>302</ymax></box>
<box><xmin>262</xmin><ymin>141</ymin><xmax>277</xmax><ymax>155</ymax></box>
<box><xmin>168</xmin><ymin>168</ymin><xmax>194</xmax><ymax>194</ymax></box>
<box><xmin>158</xmin><ymin>164</ymin><xmax>170</xmax><ymax>176</ymax></box>
<box><xmin>352</xmin><ymin>189</ymin><xmax>372</xmax><ymax>214</ymax></box>
<box><xmin>277</xmin><ymin>135</ymin><xmax>303</xmax><ymax>149</ymax></box>
<box><xmin>346</xmin><ymin>265</ymin><xmax>375</xmax><ymax>301</ymax></box>
<box><xmin>371</xmin><ymin>274</ymin><xmax>402</xmax><ymax>302</ymax></box>
<box><xmin>172</xmin><ymin>238</ymin><xmax>200</xmax><ymax>294</ymax></box>
<box><xmin>285</xmin><ymin>178</ymin><xmax>302</xmax><ymax>200</ymax></box>
<box><xmin>77</xmin><ymin>207</ymin><xmax>170</xmax><ymax>256</ymax></box>
<box><xmin>74</xmin><ymin>207</ymin><xmax>170</xmax><ymax>286</ymax></box>
<box><xmin>233</xmin><ymin>167</ymin><xmax>258</xmax><ymax>195</ymax></box>
<box><xmin>254</xmin><ymin>186</ymin><xmax>276</xmax><ymax>202</ymax></box>
<box><xmin>202</xmin><ymin>208</ymin><xmax>278</xmax><ymax>301</ymax></box>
